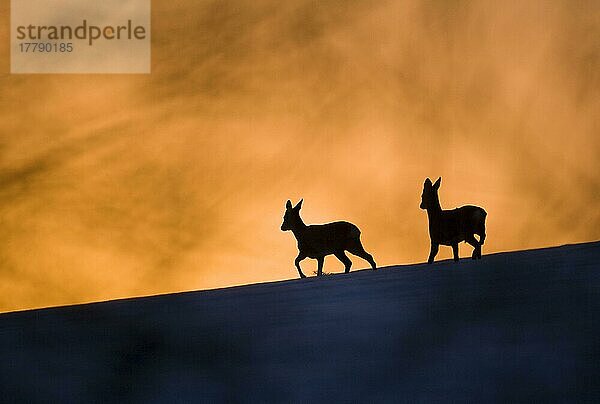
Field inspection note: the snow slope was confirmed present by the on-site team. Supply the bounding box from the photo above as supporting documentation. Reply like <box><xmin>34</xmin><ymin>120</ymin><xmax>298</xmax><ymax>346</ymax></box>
<box><xmin>1</xmin><ymin>242</ymin><xmax>599</xmax><ymax>402</ymax></box>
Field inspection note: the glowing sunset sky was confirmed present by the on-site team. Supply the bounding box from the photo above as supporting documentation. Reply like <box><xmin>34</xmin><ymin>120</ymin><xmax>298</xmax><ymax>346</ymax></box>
<box><xmin>0</xmin><ymin>0</ymin><xmax>598</xmax><ymax>312</ymax></box>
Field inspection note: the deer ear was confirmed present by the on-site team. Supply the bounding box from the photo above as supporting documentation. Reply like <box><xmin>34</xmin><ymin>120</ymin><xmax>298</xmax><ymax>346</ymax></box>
<box><xmin>433</xmin><ymin>177</ymin><xmax>441</xmax><ymax>190</ymax></box>
<box><xmin>294</xmin><ymin>199</ymin><xmax>303</xmax><ymax>210</ymax></box>
<box><xmin>425</xmin><ymin>178</ymin><xmax>432</xmax><ymax>187</ymax></box>
<box><xmin>286</xmin><ymin>200</ymin><xmax>292</xmax><ymax>210</ymax></box>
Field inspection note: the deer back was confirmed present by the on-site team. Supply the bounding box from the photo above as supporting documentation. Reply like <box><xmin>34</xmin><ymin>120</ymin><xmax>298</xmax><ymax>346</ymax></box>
<box><xmin>297</xmin><ymin>221</ymin><xmax>360</xmax><ymax>258</ymax></box>
<box><xmin>430</xmin><ymin>205</ymin><xmax>486</xmax><ymax>245</ymax></box>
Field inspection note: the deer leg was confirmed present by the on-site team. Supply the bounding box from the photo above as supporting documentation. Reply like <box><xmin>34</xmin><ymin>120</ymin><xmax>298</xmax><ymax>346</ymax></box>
<box><xmin>452</xmin><ymin>244</ymin><xmax>459</xmax><ymax>262</ymax></box>
<box><xmin>316</xmin><ymin>257</ymin><xmax>325</xmax><ymax>277</ymax></box>
<box><xmin>427</xmin><ymin>243</ymin><xmax>439</xmax><ymax>264</ymax></box>
<box><xmin>478</xmin><ymin>231</ymin><xmax>486</xmax><ymax>246</ymax></box>
<box><xmin>477</xmin><ymin>230</ymin><xmax>485</xmax><ymax>259</ymax></box>
<box><xmin>477</xmin><ymin>221</ymin><xmax>486</xmax><ymax>246</ymax></box>
<box><xmin>347</xmin><ymin>242</ymin><xmax>377</xmax><ymax>270</ymax></box>
<box><xmin>334</xmin><ymin>251</ymin><xmax>353</xmax><ymax>273</ymax></box>
<box><xmin>465</xmin><ymin>235</ymin><xmax>480</xmax><ymax>260</ymax></box>
<box><xmin>295</xmin><ymin>253</ymin><xmax>307</xmax><ymax>278</ymax></box>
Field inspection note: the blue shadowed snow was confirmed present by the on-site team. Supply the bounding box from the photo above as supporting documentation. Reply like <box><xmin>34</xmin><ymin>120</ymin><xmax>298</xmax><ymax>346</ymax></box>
<box><xmin>0</xmin><ymin>241</ymin><xmax>599</xmax><ymax>402</ymax></box>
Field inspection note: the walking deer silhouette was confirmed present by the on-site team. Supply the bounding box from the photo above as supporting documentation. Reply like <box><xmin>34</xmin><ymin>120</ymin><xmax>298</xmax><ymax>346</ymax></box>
<box><xmin>281</xmin><ymin>199</ymin><xmax>377</xmax><ymax>278</ymax></box>
<box><xmin>420</xmin><ymin>177</ymin><xmax>487</xmax><ymax>264</ymax></box>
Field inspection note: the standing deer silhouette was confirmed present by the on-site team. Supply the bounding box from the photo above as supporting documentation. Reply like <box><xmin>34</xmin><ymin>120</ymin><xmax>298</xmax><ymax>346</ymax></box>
<box><xmin>420</xmin><ymin>177</ymin><xmax>487</xmax><ymax>264</ymax></box>
<box><xmin>281</xmin><ymin>199</ymin><xmax>377</xmax><ymax>278</ymax></box>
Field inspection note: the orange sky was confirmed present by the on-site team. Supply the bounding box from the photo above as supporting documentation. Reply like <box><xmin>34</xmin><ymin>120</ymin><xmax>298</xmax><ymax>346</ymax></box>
<box><xmin>1</xmin><ymin>0</ymin><xmax>599</xmax><ymax>312</ymax></box>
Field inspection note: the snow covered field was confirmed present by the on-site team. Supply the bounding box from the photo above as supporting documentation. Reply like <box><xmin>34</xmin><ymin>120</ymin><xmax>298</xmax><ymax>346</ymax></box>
<box><xmin>1</xmin><ymin>241</ymin><xmax>598</xmax><ymax>402</ymax></box>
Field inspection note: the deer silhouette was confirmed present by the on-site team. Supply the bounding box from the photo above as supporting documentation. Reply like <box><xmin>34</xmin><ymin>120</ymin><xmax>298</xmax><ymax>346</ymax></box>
<box><xmin>281</xmin><ymin>199</ymin><xmax>377</xmax><ymax>278</ymax></box>
<box><xmin>420</xmin><ymin>177</ymin><xmax>487</xmax><ymax>264</ymax></box>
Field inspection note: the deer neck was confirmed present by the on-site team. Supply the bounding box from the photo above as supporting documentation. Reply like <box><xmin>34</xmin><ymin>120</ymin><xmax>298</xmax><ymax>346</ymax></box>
<box><xmin>426</xmin><ymin>197</ymin><xmax>443</xmax><ymax>218</ymax></box>
<box><xmin>290</xmin><ymin>217</ymin><xmax>308</xmax><ymax>239</ymax></box>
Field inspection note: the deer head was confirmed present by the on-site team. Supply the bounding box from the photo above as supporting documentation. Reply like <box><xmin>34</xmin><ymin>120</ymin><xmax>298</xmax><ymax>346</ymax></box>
<box><xmin>420</xmin><ymin>177</ymin><xmax>441</xmax><ymax>210</ymax></box>
<box><xmin>281</xmin><ymin>199</ymin><xmax>303</xmax><ymax>231</ymax></box>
